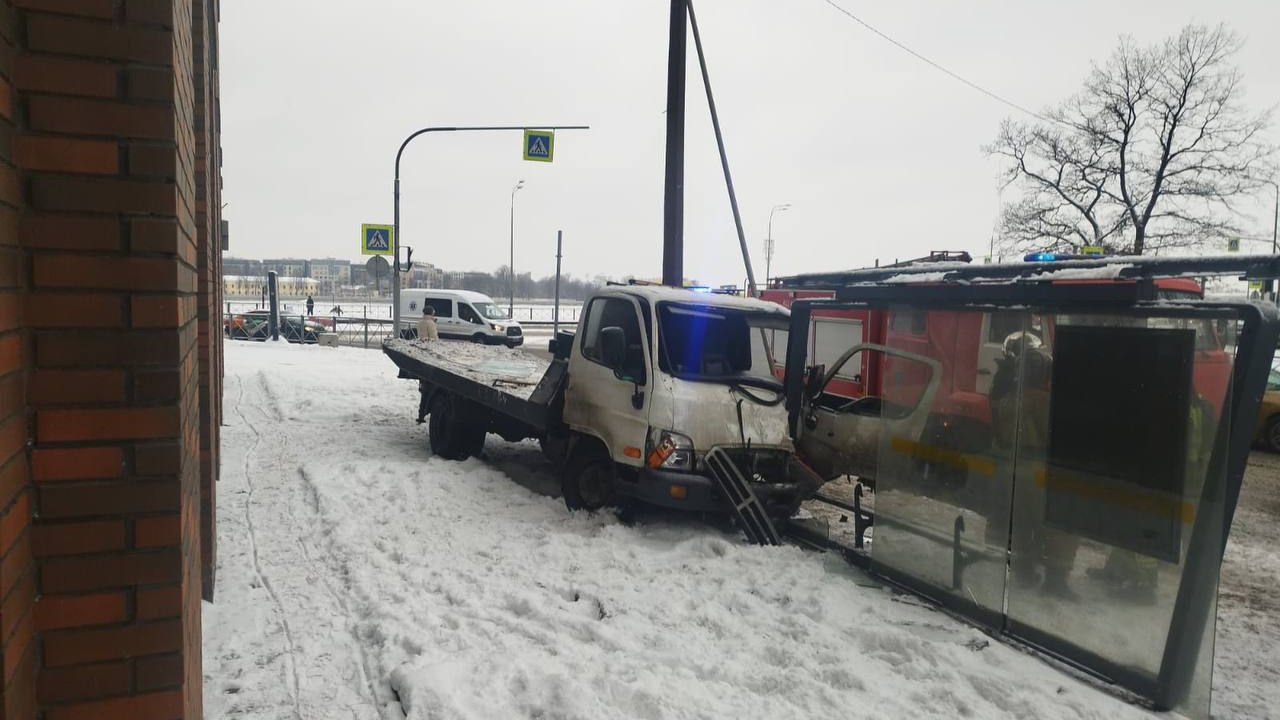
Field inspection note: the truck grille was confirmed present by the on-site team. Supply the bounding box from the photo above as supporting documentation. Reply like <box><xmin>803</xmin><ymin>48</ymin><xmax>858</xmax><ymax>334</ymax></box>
<box><xmin>710</xmin><ymin>447</ymin><xmax>791</xmax><ymax>482</ymax></box>
<box><xmin>506</xmin><ymin>326</ymin><xmax>522</xmax><ymax>337</ymax></box>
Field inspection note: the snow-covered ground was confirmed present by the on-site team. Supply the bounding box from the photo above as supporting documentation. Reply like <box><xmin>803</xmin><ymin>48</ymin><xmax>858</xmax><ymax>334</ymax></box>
<box><xmin>203</xmin><ymin>340</ymin><xmax>1278</xmax><ymax>720</ymax></box>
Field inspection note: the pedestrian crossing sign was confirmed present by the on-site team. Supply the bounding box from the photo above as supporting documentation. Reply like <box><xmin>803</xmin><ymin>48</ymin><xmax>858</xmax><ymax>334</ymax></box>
<box><xmin>523</xmin><ymin>129</ymin><xmax>554</xmax><ymax>163</ymax></box>
<box><xmin>361</xmin><ymin>223</ymin><xmax>395</xmax><ymax>256</ymax></box>
<box><xmin>1082</xmin><ymin>246</ymin><xmax>1105</xmax><ymax>257</ymax></box>
<box><xmin>1227</xmin><ymin>237</ymin><xmax>1241</xmax><ymax>252</ymax></box>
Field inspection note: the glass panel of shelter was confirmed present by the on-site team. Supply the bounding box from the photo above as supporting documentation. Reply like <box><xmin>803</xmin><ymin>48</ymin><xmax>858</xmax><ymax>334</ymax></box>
<box><xmin>868</xmin><ymin>306</ymin><xmax>1232</xmax><ymax>716</ymax></box>
<box><xmin>1004</xmin><ymin>311</ymin><xmax>1232</xmax><ymax>718</ymax></box>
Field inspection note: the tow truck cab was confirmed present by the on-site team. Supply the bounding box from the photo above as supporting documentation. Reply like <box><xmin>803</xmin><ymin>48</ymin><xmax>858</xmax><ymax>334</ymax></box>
<box><xmin>557</xmin><ymin>285</ymin><xmax>820</xmax><ymax>517</ymax></box>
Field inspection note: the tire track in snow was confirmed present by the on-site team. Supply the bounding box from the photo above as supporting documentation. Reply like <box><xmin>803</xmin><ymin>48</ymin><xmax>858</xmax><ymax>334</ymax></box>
<box><xmin>244</xmin><ymin>366</ymin><xmax>387</xmax><ymax>719</ymax></box>
<box><xmin>233</xmin><ymin>372</ymin><xmax>305</xmax><ymax>720</ymax></box>
<box><xmin>294</xmin><ymin>467</ymin><xmax>386</xmax><ymax>718</ymax></box>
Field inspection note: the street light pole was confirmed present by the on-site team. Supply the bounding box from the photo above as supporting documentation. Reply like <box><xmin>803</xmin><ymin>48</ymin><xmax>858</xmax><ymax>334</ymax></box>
<box><xmin>765</xmin><ymin>203</ymin><xmax>790</xmax><ymax>286</ymax></box>
<box><xmin>509</xmin><ymin>180</ymin><xmax>525</xmax><ymax>318</ymax></box>
<box><xmin>391</xmin><ymin>124</ymin><xmax>589</xmax><ymax>335</ymax></box>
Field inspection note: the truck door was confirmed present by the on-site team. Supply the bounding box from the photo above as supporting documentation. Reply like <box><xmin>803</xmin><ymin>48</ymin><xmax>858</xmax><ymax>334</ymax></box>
<box><xmin>796</xmin><ymin>343</ymin><xmax>941</xmax><ymax>482</ymax></box>
<box><xmin>563</xmin><ymin>295</ymin><xmax>652</xmax><ymax>467</ymax></box>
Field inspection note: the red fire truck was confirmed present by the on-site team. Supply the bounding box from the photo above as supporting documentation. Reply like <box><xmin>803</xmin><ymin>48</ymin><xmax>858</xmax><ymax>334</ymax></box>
<box><xmin>763</xmin><ymin>252</ymin><xmax>1232</xmax><ymax>481</ymax></box>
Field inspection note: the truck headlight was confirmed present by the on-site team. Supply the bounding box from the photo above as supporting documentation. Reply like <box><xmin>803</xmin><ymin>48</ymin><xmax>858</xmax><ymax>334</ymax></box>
<box><xmin>647</xmin><ymin>430</ymin><xmax>695</xmax><ymax>471</ymax></box>
<box><xmin>492</xmin><ymin>324</ymin><xmax>506</xmax><ymax>333</ymax></box>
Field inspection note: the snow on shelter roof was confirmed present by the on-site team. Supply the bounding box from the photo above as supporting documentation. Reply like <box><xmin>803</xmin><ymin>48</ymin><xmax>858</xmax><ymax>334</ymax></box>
<box><xmin>775</xmin><ymin>254</ymin><xmax>1280</xmax><ymax>288</ymax></box>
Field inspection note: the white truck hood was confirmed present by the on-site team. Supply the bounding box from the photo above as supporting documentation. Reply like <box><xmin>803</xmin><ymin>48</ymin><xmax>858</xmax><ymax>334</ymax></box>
<box><xmin>657</xmin><ymin>374</ymin><xmax>792</xmax><ymax>453</ymax></box>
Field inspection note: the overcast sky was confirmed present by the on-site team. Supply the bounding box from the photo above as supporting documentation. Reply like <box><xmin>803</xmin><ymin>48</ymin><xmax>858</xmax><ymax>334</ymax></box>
<box><xmin>220</xmin><ymin>0</ymin><xmax>1280</xmax><ymax>286</ymax></box>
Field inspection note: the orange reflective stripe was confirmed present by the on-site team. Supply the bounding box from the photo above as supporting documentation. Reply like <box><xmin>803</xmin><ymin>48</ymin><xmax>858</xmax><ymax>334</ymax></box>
<box><xmin>888</xmin><ymin>436</ymin><xmax>996</xmax><ymax>477</ymax></box>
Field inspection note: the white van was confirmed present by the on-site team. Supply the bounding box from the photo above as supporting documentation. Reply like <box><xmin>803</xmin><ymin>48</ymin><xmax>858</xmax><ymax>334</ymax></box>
<box><xmin>399</xmin><ymin>289</ymin><xmax>523</xmax><ymax>347</ymax></box>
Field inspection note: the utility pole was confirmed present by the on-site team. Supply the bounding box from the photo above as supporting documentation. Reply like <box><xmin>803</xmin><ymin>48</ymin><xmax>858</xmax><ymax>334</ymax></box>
<box><xmin>662</xmin><ymin>0</ymin><xmax>686</xmax><ymax>287</ymax></box>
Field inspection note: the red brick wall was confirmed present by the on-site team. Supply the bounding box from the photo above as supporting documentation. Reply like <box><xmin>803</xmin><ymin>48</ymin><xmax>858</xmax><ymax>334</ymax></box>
<box><xmin>0</xmin><ymin>1</ymin><xmax>38</xmax><ymax>717</ymax></box>
<box><xmin>192</xmin><ymin>0</ymin><xmax>219</xmax><ymax>605</ymax></box>
<box><xmin>0</xmin><ymin>0</ymin><xmax>222</xmax><ymax>717</ymax></box>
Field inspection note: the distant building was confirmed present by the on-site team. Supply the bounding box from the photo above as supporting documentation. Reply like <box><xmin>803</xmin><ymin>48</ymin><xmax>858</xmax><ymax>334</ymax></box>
<box><xmin>307</xmin><ymin>258</ymin><xmax>352</xmax><ymax>294</ymax></box>
<box><xmin>402</xmin><ymin>261</ymin><xmax>443</xmax><ymax>289</ymax></box>
<box><xmin>224</xmin><ymin>275</ymin><xmax>317</xmax><ymax>297</ymax></box>
<box><xmin>223</xmin><ymin>257</ymin><xmax>264</xmax><ymax>277</ymax></box>
<box><xmin>262</xmin><ymin>258</ymin><xmax>307</xmax><ymax>277</ymax></box>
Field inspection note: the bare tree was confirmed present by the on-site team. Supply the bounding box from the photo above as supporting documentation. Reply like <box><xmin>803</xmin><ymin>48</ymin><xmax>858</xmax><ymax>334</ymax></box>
<box><xmin>991</xmin><ymin>24</ymin><xmax>1273</xmax><ymax>256</ymax></box>
<box><xmin>987</xmin><ymin>119</ymin><xmax>1127</xmax><ymax>255</ymax></box>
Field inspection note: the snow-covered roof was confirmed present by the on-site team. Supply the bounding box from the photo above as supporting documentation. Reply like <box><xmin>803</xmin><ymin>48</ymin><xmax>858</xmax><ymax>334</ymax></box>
<box><xmin>604</xmin><ymin>284</ymin><xmax>789</xmax><ymax>316</ymax></box>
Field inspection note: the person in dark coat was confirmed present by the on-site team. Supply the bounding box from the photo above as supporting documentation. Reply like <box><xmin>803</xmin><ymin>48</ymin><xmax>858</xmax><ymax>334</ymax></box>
<box><xmin>305</xmin><ymin>295</ymin><xmax>315</xmax><ymax>316</ymax></box>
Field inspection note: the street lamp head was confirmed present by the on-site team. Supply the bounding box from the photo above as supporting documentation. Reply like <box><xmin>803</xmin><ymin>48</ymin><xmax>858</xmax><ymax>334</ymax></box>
<box><xmin>515</xmin><ymin>179</ymin><xmax>526</xmax><ymax>191</ymax></box>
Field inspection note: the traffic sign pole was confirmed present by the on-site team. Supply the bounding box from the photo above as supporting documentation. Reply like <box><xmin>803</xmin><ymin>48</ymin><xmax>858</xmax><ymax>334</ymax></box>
<box><xmin>553</xmin><ymin>230</ymin><xmax>563</xmax><ymax>336</ymax></box>
<box><xmin>391</xmin><ymin>125</ymin><xmax>589</xmax><ymax>336</ymax></box>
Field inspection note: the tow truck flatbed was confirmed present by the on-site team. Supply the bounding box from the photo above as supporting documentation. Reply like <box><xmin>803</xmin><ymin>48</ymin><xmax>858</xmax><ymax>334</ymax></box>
<box><xmin>383</xmin><ymin>338</ymin><xmax>567</xmax><ymax>436</ymax></box>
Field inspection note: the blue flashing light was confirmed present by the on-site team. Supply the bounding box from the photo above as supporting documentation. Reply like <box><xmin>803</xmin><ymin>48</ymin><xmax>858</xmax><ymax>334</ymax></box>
<box><xmin>687</xmin><ymin>286</ymin><xmax>713</xmax><ymax>293</ymax></box>
<box><xmin>1024</xmin><ymin>252</ymin><xmax>1072</xmax><ymax>262</ymax></box>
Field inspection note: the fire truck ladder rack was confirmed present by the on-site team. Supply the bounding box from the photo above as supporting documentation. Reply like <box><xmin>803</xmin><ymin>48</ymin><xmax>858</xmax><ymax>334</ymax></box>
<box><xmin>774</xmin><ymin>254</ymin><xmax>1280</xmax><ymax>292</ymax></box>
<box><xmin>704</xmin><ymin>447</ymin><xmax>781</xmax><ymax>546</ymax></box>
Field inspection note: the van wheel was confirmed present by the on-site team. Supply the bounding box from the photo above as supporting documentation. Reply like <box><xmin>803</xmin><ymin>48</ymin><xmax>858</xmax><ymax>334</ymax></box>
<box><xmin>471</xmin><ymin>333</ymin><xmax>487</xmax><ymax>344</ymax></box>
<box><xmin>563</xmin><ymin>443</ymin><xmax>616</xmax><ymax>511</ymax></box>
<box><xmin>428</xmin><ymin>393</ymin><xmax>482</xmax><ymax>460</ymax></box>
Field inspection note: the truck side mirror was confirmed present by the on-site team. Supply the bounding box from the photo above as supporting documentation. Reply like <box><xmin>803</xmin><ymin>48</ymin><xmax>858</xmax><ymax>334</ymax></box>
<box><xmin>600</xmin><ymin>326</ymin><xmax>626</xmax><ymax>372</ymax></box>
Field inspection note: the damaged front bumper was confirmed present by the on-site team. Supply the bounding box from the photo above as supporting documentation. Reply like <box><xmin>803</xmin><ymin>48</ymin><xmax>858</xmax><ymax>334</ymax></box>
<box><xmin>619</xmin><ymin>447</ymin><xmax>822</xmax><ymax>519</ymax></box>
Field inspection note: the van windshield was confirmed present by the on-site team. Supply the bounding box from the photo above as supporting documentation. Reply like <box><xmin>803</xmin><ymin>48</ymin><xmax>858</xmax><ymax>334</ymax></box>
<box><xmin>472</xmin><ymin>302</ymin><xmax>508</xmax><ymax>320</ymax></box>
<box><xmin>657</xmin><ymin>303</ymin><xmax>786</xmax><ymax>390</ymax></box>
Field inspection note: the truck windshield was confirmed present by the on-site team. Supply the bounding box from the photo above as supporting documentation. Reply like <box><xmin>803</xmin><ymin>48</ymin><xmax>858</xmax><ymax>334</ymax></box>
<box><xmin>472</xmin><ymin>302</ymin><xmax>508</xmax><ymax>320</ymax></box>
<box><xmin>657</xmin><ymin>303</ymin><xmax>786</xmax><ymax>389</ymax></box>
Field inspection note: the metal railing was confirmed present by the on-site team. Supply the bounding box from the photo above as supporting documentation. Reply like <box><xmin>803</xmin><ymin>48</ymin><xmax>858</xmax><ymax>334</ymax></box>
<box><xmin>223</xmin><ymin>306</ymin><xmax>400</xmax><ymax>349</ymax></box>
<box><xmin>225</xmin><ymin>300</ymin><xmax>582</xmax><ymax>325</ymax></box>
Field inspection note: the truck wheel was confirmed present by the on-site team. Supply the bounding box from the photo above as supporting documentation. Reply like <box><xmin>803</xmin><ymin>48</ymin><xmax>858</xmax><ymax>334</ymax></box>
<box><xmin>428</xmin><ymin>393</ymin><xmax>480</xmax><ymax>460</ymax></box>
<box><xmin>563</xmin><ymin>444</ymin><xmax>616</xmax><ymax>511</ymax></box>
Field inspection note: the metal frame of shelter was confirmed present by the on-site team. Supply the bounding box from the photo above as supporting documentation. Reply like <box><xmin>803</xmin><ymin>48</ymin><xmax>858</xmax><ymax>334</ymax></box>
<box><xmin>780</xmin><ymin>255</ymin><xmax>1280</xmax><ymax>712</ymax></box>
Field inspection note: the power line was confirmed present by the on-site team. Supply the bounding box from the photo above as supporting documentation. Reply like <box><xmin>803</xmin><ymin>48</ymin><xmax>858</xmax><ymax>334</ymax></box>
<box><xmin>817</xmin><ymin>0</ymin><xmax>1057</xmax><ymax>125</ymax></box>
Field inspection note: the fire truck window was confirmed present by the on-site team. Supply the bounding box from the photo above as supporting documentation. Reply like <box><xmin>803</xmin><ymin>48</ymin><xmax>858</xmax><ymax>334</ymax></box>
<box><xmin>987</xmin><ymin>312</ymin><xmax>1025</xmax><ymax>344</ymax></box>
<box><xmin>889</xmin><ymin>309</ymin><xmax>926</xmax><ymax>335</ymax></box>
<box><xmin>813</xmin><ymin>319</ymin><xmax>863</xmax><ymax>379</ymax></box>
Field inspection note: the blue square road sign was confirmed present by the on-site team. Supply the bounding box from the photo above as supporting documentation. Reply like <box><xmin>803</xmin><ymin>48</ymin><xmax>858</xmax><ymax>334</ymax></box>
<box><xmin>523</xmin><ymin>130</ymin><xmax>554</xmax><ymax>162</ymax></box>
